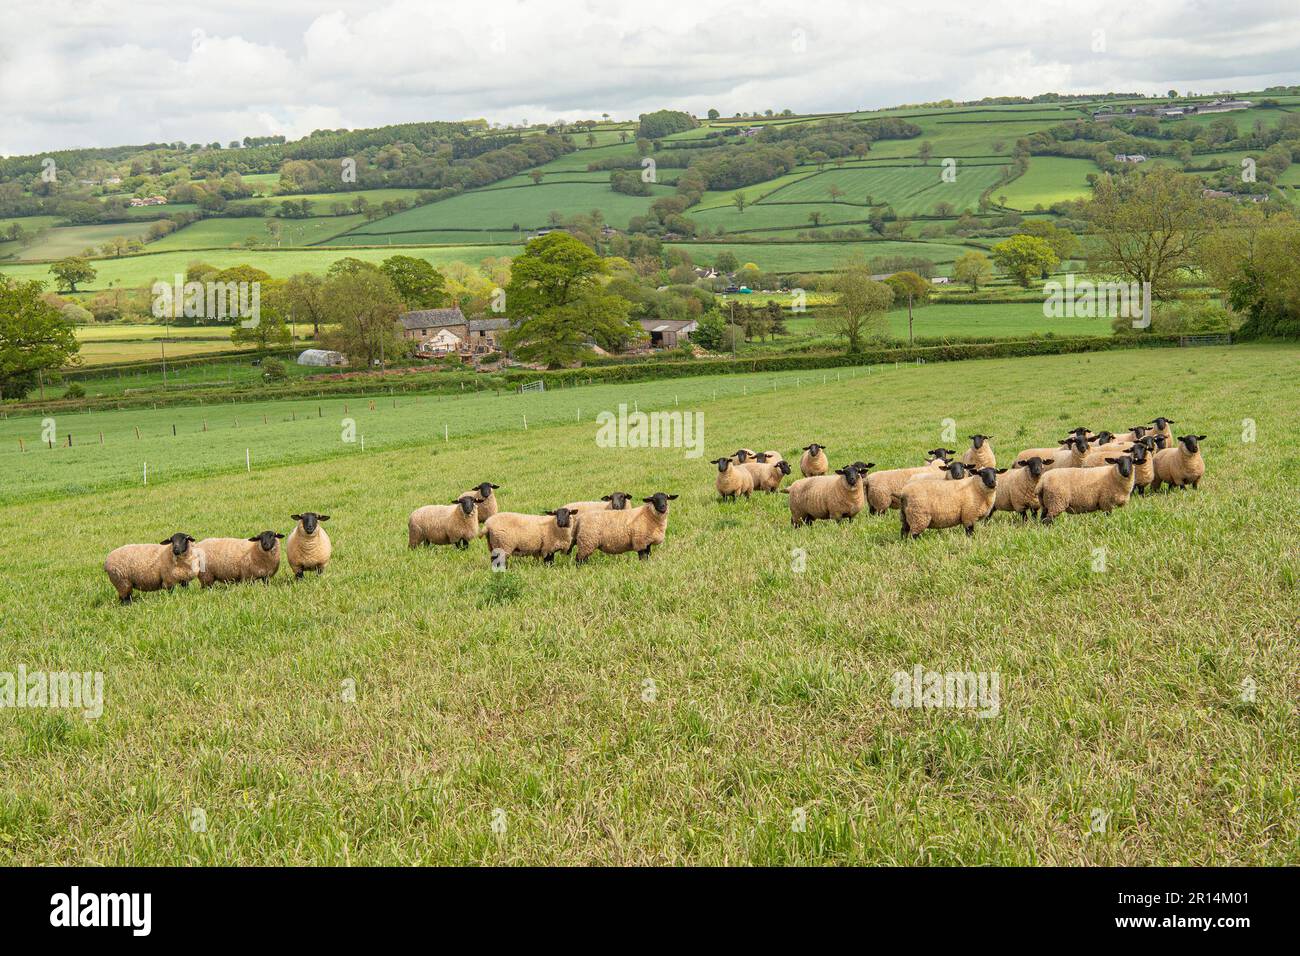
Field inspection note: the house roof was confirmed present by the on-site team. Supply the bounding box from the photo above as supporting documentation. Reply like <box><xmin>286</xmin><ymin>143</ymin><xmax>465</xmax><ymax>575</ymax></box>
<box><xmin>639</xmin><ymin>319</ymin><xmax>698</xmax><ymax>333</ymax></box>
<box><xmin>399</xmin><ymin>307</ymin><xmax>466</xmax><ymax>331</ymax></box>
<box><xmin>469</xmin><ymin>317</ymin><xmax>509</xmax><ymax>332</ymax></box>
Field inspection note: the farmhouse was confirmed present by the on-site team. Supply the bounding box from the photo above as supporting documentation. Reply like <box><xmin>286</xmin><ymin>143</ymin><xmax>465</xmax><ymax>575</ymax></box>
<box><xmin>1114</xmin><ymin>153</ymin><xmax>1147</xmax><ymax>163</ymax></box>
<box><xmin>638</xmin><ymin>318</ymin><xmax>698</xmax><ymax>349</ymax></box>
<box><xmin>128</xmin><ymin>195</ymin><xmax>167</xmax><ymax>207</ymax></box>
<box><xmin>399</xmin><ymin>308</ymin><xmax>508</xmax><ymax>356</ymax></box>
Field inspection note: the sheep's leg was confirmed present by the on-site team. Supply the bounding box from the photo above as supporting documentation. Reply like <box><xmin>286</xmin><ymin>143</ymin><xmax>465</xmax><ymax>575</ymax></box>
<box><xmin>1192</xmin><ymin>480</ymin><xmax>1199</xmax><ymax>489</ymax></box>
<box><xmin>316</xmin><ymin>567</ymin><xmax>324</xmax><ymax>575</ymax></box>
<box><xmin>119</xmin><ymin>594</ymin><xmax>132</xmax><ymax>605</ymax></box>
<box><xmin>543</xmin><ymin>553</ymin><xmax>554</xmax><ymax>565</ymax></box>
<box><xmin>964</xmin><ymin>524</ymin><xmax>974</xmax><ymax>536</ymax></box>
<box><xmin>295</xmin><ymin>570</ymin><xmax>304</xmax><ymax>579</ymax></box>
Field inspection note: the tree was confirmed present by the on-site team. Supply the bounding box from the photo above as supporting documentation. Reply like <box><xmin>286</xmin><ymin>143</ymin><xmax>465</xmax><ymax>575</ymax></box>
<box><xmin>1202</xmin><ymin>211</ymin><xmax>1300</xmax><ymax>338</ymax></box>
<box><xmin>0</xmin><ymin>279</ymin><xmax>81</xmax><ymax>400</ymax></box>
<box><xmin>1019</xmin><ymin>220</ymin><xmax>1078</xmax><ymax>263</ymax></box>
<box><xmin>49</xmin><ymin>257</ymin><xmax>96</xmax><ymax>293</ymax></box>
<box><xmin>990</xmin><ymin>235</ymin><xmax>1059</xmax><ymax>287</ymax></box>
<box><xmin>707</xmin><ymin>109</ymin><xmax>720</xmax><ymax>120</ymax></box>
<box><xmin>231</xmin><ymin>286</ymin><xmax>292</xmax><ymax>351</ymax></box>
<box><xmin>732</xmin><ymin>191</ymin><xmax>748</xmax><ymax>214</ymax></box>
<box><xmin>819</xmin><ymin>260</ymin><xmax>893</xmax><ymax>352</ymax></box>
<box><xmin>529</xmin><ymin>170</ymin><xmax>544</xmax><ymax>186</ymax></box>
<box><xmin>1086</xmin><ymin>166</ymin><xmax>1212</xmax><ymax>302</ymax></box>
<box><xmin>917</xmin><ymin>141</ymin><xmax>933</xmax><ymax>164</ymax></box>
<box><xmin>380</xmin><ymin>255</ymin><xmax>446</xmax><ymax>310</ymax></box>
<box><xmin>500</xmin><ymin>232</ymin><xmax>641</xmax><ymax>368</ymax></box>
<box><xmin>953</xmin><ymin>250</ymin><xmax>993</xmax><ymax>290</ymax></box>
<box><xmin>828</xmin><ymin>184</ymin><xmax>845</xmax><ymax>203</ymax></box>
<box><xmin>322</xmin><ymin>267</ymin><xmax>406</xmax><ymax>368</ymax></box>
<box><xmin>885</xmin><ymin>271</ymin><xmax>930</xmax><ymax>344</ymax></box>
<box><xmin>279</xmin><ymin>273</ymin><xmax>328</xmax><ymax>337</ymax></box>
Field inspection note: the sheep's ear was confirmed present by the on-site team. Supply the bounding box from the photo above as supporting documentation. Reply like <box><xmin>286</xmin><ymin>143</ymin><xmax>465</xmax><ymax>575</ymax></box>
<box><xmin>1105</xmin><ymin>457</ymin><xmax>1118</xmax><ymax>464</ymax></box>
<box><xmin>318</xmin><ymin>515</ymin><xmax>329</xmax><ymax>521</ymax></box>
<box><xmin>802</xmin><ymin>445</ymin><xmax>811</xmax><ymax>450</ymax></box>
<box><xmin>159</xmin><ymin>539</ymin><xmax>172</xmax><ymax>545</ymax></box>
<box><xmin>835</xmin><ymin>469</ymin><xmax>846</xmax><ymax>475</ymax></box>
<box><xmin>642</xmin><ymin>497</ymin><xmax>653</xmax><ymax>502</ymax></box>
<box><xmin>291</xmin><ymin>514</ymin><xmax>302</xmax><ymax>521</ymax></box>
<box><xmin>1014</xmin><ymin>459</ymin><xmax>1027</xmax><ymax>467</ymax></box>
<box><xmin>667</xmin><ymin>494</ymin><xmax>678</xmax><ymax>500</ymax></box>
<box><xmin>1196</xmin><ymin>434</ymin><xmax>1206</xmax><ymax>441</ymax></box>
<box><xmin>490</xmin><ymin>483</ymin><xmax>500</xmax><ymax>489</ymax></box>
<box><xmin>996</xmin><ymin>468</ymin><xmax>1007</xmax><ymax>474</ymax></box>
<box><xmin>247</xmin><ymin>536</ymin><xmax>261</xmax><ymax>541</ymax></box>
<box><xmin>601</xmin><ymin>495</ymin><xmax>611</xmax><ymax>501</ymax></box>
<box><xmin>1043</xmin><ymin>458</ymin><xmax>1054</xmax><ymax>465</ymax></box>
<box><xmin>864</xmin><ymin>462</ymin><xmax>875</xmax><ymax>470</ymax></box>
<box><xmin>275</xmin><ymin>533</ymin><xmax>285</xmax><ymax>538</ymax></box>
<box><xmin>544</xmin><ymin>510</ymin><xmax>556</xmax><ymax>515</ymax></box>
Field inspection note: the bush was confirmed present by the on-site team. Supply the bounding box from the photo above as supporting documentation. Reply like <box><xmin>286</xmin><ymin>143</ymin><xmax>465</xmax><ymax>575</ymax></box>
<box><xmin>261</xmin><ymin>358</ymin><xmax>288</xmax><ymax>383</ymax></box>
<box><xmin>63</xmin><ymin>382</ymin><xmax>86</xmax><ymax>399</ymax></box>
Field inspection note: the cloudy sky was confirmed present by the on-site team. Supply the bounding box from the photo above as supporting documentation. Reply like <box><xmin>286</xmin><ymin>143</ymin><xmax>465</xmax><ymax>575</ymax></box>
<box><xmin>3</xmin><ymin>0</ymin><xmax>1299</xmax><ymax>156</ymax></box>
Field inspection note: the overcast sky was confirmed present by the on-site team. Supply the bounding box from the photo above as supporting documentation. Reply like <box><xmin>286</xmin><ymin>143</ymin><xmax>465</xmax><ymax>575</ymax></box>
<box><xmin>3</xmin><ymin>0</ymin><xmax>1299</xmax><ymax>156</ymax></box>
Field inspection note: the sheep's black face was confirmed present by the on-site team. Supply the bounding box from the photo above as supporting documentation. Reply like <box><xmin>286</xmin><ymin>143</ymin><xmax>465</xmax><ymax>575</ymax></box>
<box><xmin>455</xmin><ymin>496</ymin><xmax>478</xmax><ymax>515</ymax></box>
<box><xmin>1069</xmin><ymin>427</ymin><xmax>1091</xmax><ymax>439</ymax></box>
<box><xmin>553</xmin><ymin>507</ymin><xmax>575</xmax><ymax>529</ymax></box>
<box><xmin>975</xmin><ymin>467</ymin><xmax>1001</xmax><ymax>489</ymax></box>
<box><xmin>836</xmin><ymin>466</ymin><xmax>861</xmax><ymax>487</ymax></box>
<box><xmin>1023</xmin><ymin>456</ymin><xmax>1048</xmax><ymax>478</ymax></box>
<box><xmin>1105</xmin><ymin>456</ymin><xmax>1134</xmax><ymax>478</ymax></box>
<box><xmin>1063</xmin><ymin>437</ymin><xmax>1087</xmax><ymax>455</ymax></box>
<box><xmin>850</xmin><ymin>461</ymin><xmax>875</xmax><ymax>475</ymax></box>
<box><xmin>710</xmin><ymin>457</ymin><xmax>731</xmax><ymax>473</ymax></box>
<box><xmin>1150</xmin><ymin>417</ymin><xmax>1174</xmax><ymax>429</ymax></box>
<box><xmin>804</xmin><ymin>443</ymin><xmax>823</xmax><ymax>456</ymax></box>
<box><xmin>1129</xmin><ymin>443</ymin><xmax>1148</xmax><ymax>464</ymax></box>
<box><xmin>754</xmin><ymin>452</ymin><xmax>770</xmax><ymax>463</ymax></box>
<box><xmin>248</xmin><ymin>530</ymin><xmax>284</xmax><ymax>551</ymax></box>
<box><xmin>926</xmin><ymin>447</ymin><xmax>954</xmax><ymax>461</ymax></box>
<box><xmin>1179</xmin><ymin>435</ymin><xmax>1203</xmax><ymax>453</ymax></box>
<box><xmin>1092</xmin><ymin>431</ymin><xmax>1114</xmax><ymax>445</ymax></box>
<box><xmin>734</xmin><ymin>449</ymin><xmax>751</xmax><ymax>462</ymax></box>
<box><xmin>161</xmin><ymin>532</ymin><xmax>195</xmax><ymax>556</ymax></box>
<box><xmin>603</xmin><ymin>492</ymin><xmax>632</xmax><ymax>510</ymax></box>
<box><xmin>778</xmin><ymin>460</ymin><xmax>792</xmax><ymax>475</ymax></box>
<box><xmin>1130</xmin><ymin>426</ymin><xmax>1148</xmax><ymax>438</ymax></box>
<box><xmin>643</xmin><ymin>492</ymin><xmax>678</xmax><ymax>514</ymax></box>
<box><xmin>969</xmin><ymin>434</ymin><xmax>989</xmax><ymax>449</ymax></box>
<box><xmin>475</xmin><ymin>482</ymin><xmax>498</xmax><ymax>499</ymax></box>
<box><xmin>292</xmin><ymin>512</ymin><xmax>328</xmax><ymax>534</ymax></box>
<box><xmin>944</xmin><ymin>461</ymin><xmax>968</xmax><ymax>479</ymax></box>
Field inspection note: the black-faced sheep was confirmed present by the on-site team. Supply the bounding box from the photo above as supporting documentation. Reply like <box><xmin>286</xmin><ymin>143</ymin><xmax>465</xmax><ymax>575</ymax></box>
<box><xmin>104</xmin><ymin>533</ymin><xmax>200</xmax><ymax>603</ymax></box>
<box><xmin>194</xmin><ymin>531</ymin><xmax>283</xmax><ymax>587</ymax></box>
<box><xmin>572</xmin><ymin>493</ymin><xmax>678</xmax><ymax>563</ymax></box>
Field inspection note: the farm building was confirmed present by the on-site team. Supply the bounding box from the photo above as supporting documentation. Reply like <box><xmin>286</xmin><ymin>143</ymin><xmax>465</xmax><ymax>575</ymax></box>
<box><xmin>399</xmin><ymin>308</ymin><xmax>508</xmax><ymax>356</ymax></box>
<box><xmin>296</xmin><ymin>349</ymin><xmax>346</xmax><ymax>367</ymax></box>
<box><xmin>638</xmin><ymin>319</ymin><xmax>698</xmax><ymax>349</ymax></box>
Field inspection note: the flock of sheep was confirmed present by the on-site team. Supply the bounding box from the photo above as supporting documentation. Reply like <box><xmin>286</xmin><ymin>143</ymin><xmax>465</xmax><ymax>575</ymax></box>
<box><xmin>712</xmin><ymin>416</ymin><xmax>1206</xmax><ymax>538</ymax></box>
<box><xmin>101</xmin><ymin>416</ymin><xmax>1208</xmax><ymax>602</ymax></box>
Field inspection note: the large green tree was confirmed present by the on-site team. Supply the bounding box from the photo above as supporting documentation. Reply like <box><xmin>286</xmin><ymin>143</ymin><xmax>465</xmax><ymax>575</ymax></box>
<box><xmin>49</xmin><ymin>257</ymin><xmax>97</xmax><ymax>293</ymax></box>
<box><xmin>1086</xmin><ymin>166</ymin><xmax>1212</xmax><ymax>301</ymax></box>
<box><xmin>0</xmin><ymin>279</ymin><xmax>81</xmax><ymax>400</ymax></box>
<box><xmin>990</xmin><ymin>235</ymin><xmax>1059</xmax><ymax>287</ymax></box>
<box><xmin>501</xmin><ymin>232</ymin><xmax>641</xmax><ymax>368</ymax></box>
<box><xmin>321</xmin><ymin>266</ymin><xmax>407</xmax><ymax>368</ymax></box>
<box><xmin>380</xmin><ymin>255</ymin><xmax>447</xmax><ymax>310</ymax></box>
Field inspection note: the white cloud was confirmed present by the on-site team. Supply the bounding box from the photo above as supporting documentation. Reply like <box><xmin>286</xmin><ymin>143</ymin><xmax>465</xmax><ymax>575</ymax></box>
<box><xmin>0</xmin><ymin>0</ymin><xmax>1298</xmax><ymax>154</ymax></box>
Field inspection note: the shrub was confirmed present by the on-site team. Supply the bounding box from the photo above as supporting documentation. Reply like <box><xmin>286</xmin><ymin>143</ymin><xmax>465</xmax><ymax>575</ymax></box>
<box><xmin>261</xmin><ymin>358</ymin><xmax>288</xmax><ymax>383</ymax></box>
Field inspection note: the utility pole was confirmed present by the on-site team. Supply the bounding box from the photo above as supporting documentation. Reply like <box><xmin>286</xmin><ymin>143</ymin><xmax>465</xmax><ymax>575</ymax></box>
<box><xmin>907</xmin><ymin>292</ymin><xmax>914</xmax><ymax>346</ymax></box>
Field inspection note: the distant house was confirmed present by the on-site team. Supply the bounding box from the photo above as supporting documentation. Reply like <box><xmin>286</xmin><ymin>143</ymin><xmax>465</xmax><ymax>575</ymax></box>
<box><xmin>930</xmin><ymin>276</ymin><xmax>951</xmax><ymax>285</ymax></box>
<box><xmin>1114</xmin><ymin>153</ymin><xmax>1147</xmax><ymax>164</ymax></box>
<box><xmin>638</xmin><ymin>319</ymin><xmax>698</xmax><ymax>349</ymax></box>
<box><xmin>128</xmin><ymin>195</ymin><xmax>167</xmax><ymax>207</ymax></box>
<box><xmin>296</xmin><ymin>348</ymin><xmax>346</xmax><ymax>367</ymax></box>
<box><xmin>1201</xmin><ymin>188</ymin><xmax>1269</xmax><ymax>204</ymax></box>
<box><xmin>400</xmin><ymin>308</ymin><xmax>507</xmax><ymax>355</ymax></box>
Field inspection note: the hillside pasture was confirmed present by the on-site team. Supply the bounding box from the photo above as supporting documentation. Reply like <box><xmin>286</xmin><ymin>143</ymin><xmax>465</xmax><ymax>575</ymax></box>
<box><xmin>0</xmin><ymin>343</ymin><xmax>1294</xmax><ymax>864</ymax></box>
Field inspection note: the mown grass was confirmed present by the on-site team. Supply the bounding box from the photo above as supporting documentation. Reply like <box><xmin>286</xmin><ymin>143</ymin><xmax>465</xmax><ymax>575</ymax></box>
<box><xmin>0</xmin><ymin>343</ymin><xmax>1295</xmax><ymax>864</ymax></box>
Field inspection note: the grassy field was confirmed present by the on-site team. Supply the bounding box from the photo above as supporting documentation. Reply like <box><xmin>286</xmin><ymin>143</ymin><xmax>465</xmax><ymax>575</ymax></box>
<box><xmin>16</xmin><ymin>222</ymin><xmax>157</xmax><ymax>260</ymax></box>
<box><xmin>768</xmin><ymin>163</ymin><xmax>1006</xmax><ymax>216</ymax></box>
<box><xmin>999</xmin><ymin>158</ymin><xmax>1097</xmax><ymax>211</ymax></box>
<box><xmin>148</xmin><ymin>215</ymin><xmax>369</xmax><ymax>251</ymax></box>
<box><xmin>0</xmin><ymin>245</ymin><xmax>524</xmax><ymax>290</ymax></box>
<box><xmin>669</xmin><ymin>240</ymin><xmax>983</xmax><ymax>273</ymax></box>
<box><xmin>0</xmin><ymin>343</ymin><xmax>1295</xmax><ymax>864</ymax></box>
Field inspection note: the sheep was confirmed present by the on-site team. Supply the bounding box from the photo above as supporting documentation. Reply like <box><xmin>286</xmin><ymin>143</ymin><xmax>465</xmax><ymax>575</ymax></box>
<box><xmin>1113</xmin><ymin>424</ymin><xmax>1152</xmax><ymax>444</ymax></box>
<box><xmin>1037</xmin><ymin>456</ymin><xmax>1135</xmax><ymax>524</ymax></box>
<box><xmin>484</xmin><ymin>508</ymin><xmax>580</xmax><ymax>566</ymax></box>
<box><xmin>1151</xmin><ymin>434</ymin><xmax>1206</xmax><ymax>492</ymax></box>
<box><xmin>572</xmin><ymin>492</ymin><xmax>678</xmax><ymax>563</ymax></box>
<box><xmin>799</xmin><ymin>443</ymin><xmax>829</xmax><ymax>477</ymax></box>
<box><xmin>761</xmin><ymin>450</ymin><xmax>785</xmax><ymax>464</ymax></box>
<box><xmin>1147</xmin><ymin>417</ymin><xmax>1177</xmax><ymax>447</ymax></box>
<box><xmin>904</xmin><ymin>460</ymin><xmax>969</xmax><ymax>486</ymax></box>
<box><xmin>741</xmin><ymin>453</ymin><xmax>791</xmax><ymax>493</ymax></box>
<box><xmin>733</xmin><ymin>448</ymin><xmax>759</xmax><ymax>463</ymax></box>
<box><xmin>710</xmin><ymin>456</ymin><xmax>755</xmax><ymax>501</ymax></box>
<box><xmin>561</xmin><ymin>491</ymin><xmax>633</xmax><ymax>513</ymax></box>
<box><xmin>1086</xmin><ymin>430</ymin><xmax>1118</xmax><ymax>447</ymax></box>
<box><xmin>1017</xmin><ymin>435</ymin><xmax>1089</xmax><ymax>472</ymax></box>
<box><xmin>286</xmin><ymin>513</ymin><xmax>333</xmax><ymax>577</ymax></box>
<box><xmin>784</xmin><ymin>463</ymin><xmax>871</xmax><ymax>527</ymax></box>
<box><xmin>1127</xmin><ymin>440</ymin><xmax>1155</xmax><ymax>495</ymax></box>
<box><xmin>864</xmin><ymin>454</ymin><xmax>954</xmax><ymax>514</ymax></box>
<box><xmin>992</xmin><ymin>456</ymin><xmax>1054</xmax><ymax>520</ymax></box>
<box><xmin>894</xmin><ymin>467</ymin><xmax>1003</xmax><ymax>538</ymax></box>
<box><xmin>408</xmin><ymin>497</ymin><xmax>480</xmax><ymax>550</ymax></box>
<box><xmin>460</xmin><ymin>482</ymin><xmax>501</xmax><ymax>525</ymax></box>
<box><xmin>960</xmin><ymin>435</ymin><xmax>996</xmax><ymax>470</ymax></box>
<box><xmin>1081</xmin><ymin>442</ymin><xmax>1138</xmax><ymax>468</ymax></box>
<box><xmin>194</xmin><ymin>531</ymin><xmax>283</xmax><ymax>588</ymax></box>
<box><xmin>104</xmin><ymin>532</ymin><xmax>201</xmax><ymax>603</ymax></box>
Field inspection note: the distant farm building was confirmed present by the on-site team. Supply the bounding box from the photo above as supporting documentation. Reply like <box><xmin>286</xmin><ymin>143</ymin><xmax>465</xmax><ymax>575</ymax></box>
<box><xmin>638</xmin><ymin>319</ymin><xmax>698</xmax><ymax>349</ymax></box>
<box><xmin>1114</xmin><ymin>153</ymin><xmax>1147</xmax><ymax>163</ymax></box>
<box><xmin>128</xmin><ymin>195</ymin><xmax>167</xmax><ymax>207</ymax></box>
<box><xmin>296</xmin><ymin>348</ymin><xmax>346</xmax><ymax>367</ymax></box>
<box><xmin>399</xmin><ymin>308</ymin><xmax>508</xmax><ymax>356</ymax></box>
